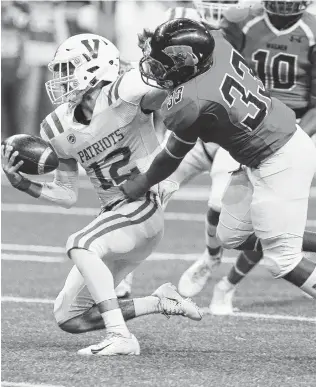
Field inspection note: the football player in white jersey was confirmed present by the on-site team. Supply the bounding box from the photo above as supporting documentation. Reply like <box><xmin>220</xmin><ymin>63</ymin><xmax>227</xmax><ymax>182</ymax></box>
<box><xmin>1</xmin><ymin>33</ymin><xmax>202</xmax><ymax>356</ymax></box>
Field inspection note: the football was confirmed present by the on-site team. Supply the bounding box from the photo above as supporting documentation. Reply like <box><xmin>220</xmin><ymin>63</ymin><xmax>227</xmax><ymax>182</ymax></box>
<box><xmin>2</xmin><ymin>134</ymin><xmax>59</xmax><ymax>175</ymax></box>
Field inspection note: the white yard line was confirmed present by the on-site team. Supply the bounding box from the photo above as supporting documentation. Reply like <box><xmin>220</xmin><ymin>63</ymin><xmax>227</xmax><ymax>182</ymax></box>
<box><xmin>2</xmin><ymin>382</ymin><xmax>65</xmax><ymax>387</ymax></box>
<box><xmin>1</xmin><ymin>203</ymin><xmax>316</xmax><ymax>227</ymax></box>
<box><xmin>1</xmin><ymin>254</ymin><xmax>65</xmax><ymax>263</ymax></box>
<box><xmin>2</xmin><ymin>176</ymin><xmax>316</xmax><ymax>200</ymax></box>
<box><xmin>0</xmin><ymin>250</ymin><xmax>236</xmax><ymax>264</ymax></box>
<box><xmin>2</xmin><ymin>244</ymin><xmax>66</xmax><ymax>254</ymax></box>
<box><xmin>2</xmin><ymin>175</ymin><xmax>316</xmax><ymax>197</ymax></box>
<box><xmin>1</xmin><ymin>245</ymin><xmax>315</xmax><ymax>263</ymax></box>
<box><xmin>2</xmin><ymin>296</ymin><xmax>54</xmax><ymax>304</ymax></box>
<box><xmin>201</xmin><ymin>308</ymin><xmax>316</xmax><ymax>323</ymax></box>
<box><xmin>2</xmin><ymin>295</ymin><xmax>315</xmax><ymax>323</ymax></box>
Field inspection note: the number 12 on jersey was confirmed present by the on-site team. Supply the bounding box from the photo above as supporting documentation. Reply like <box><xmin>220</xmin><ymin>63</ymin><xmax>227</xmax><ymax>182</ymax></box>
<box><xmin>90</xmin><ymin>147</ymin><xmax>140</xmax><ymax>191</ymax></box>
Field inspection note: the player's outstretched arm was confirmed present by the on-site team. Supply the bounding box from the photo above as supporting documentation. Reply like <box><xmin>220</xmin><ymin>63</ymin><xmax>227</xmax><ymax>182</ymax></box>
<box><xmin>1</xmin><ymin>145</ymin><xmax>79</xmax><ymax>209</ymax></box>
<box><xmin>121</xmin><ymin>130</ymin><xmax>198</xmax><ymax>200</ymax></box>
<box><xmin>299</xmin><ymin>46</ymin><xmax>316</xmax><ymax>137</ymax></box>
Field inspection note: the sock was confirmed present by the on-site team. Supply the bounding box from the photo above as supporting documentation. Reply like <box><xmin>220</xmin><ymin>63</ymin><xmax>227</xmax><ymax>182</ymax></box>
<box><xmin>234</xmin><ymin>233</ymin><xmax>262</xmax><ymax>252</ymax></box>
<box><xmin>227</xmin><ymin>250</ymin><xmax>263</xmax><ymax>285</ymax></box>
<box><xmin>101</xmin><ymin>308</ymin><xmax>130</xmax><ymax>336</ymax></box>
<box><xmin>69</xmin><ymin>248</ymin><xmax>129</xmax><ymax>335</ymax></box>
<box><xmin>205</xmin><ymin>207</ymin><xmax>223</xmax><ymax>259</ymax></box>
<box><xmin>283</xmin><ymin>257</ymin><xmax>316</xmax><ymax>298</ymax></box>
<box><xmin>125</xmin><ymin>271</ymin><xmax>134</xmax><ymax>286</ymax></box>
<box><xmin>133</xmin><ymin>296</ymin><xmax>161</xmax><ymax>317</ymax></box>
<box><xmin>303</xmin><ymin>230</ymin><xmax>316</xmax><ymax>252</ymax></box>
<box><xmin>218</xmin><ymin>276</ymin><xmax>235</xmax><ymax>291</ymax></box>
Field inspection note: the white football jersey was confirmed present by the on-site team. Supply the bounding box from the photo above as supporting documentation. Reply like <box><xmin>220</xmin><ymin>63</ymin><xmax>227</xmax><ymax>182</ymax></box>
<box><xmin>40</xmin><ymin>69</ymin><xmax>162</xmax><ymax>207</ymax></box>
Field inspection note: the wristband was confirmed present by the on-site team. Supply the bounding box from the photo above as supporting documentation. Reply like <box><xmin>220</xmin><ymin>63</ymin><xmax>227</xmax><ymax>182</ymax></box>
<box><xmin>13</xmin><ymin>177</ymin><xmax>32</xmax><ymax>192</ymax></box>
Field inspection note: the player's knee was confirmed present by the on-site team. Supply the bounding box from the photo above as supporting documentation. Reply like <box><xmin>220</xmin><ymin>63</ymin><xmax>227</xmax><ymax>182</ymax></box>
<box><xmin>53</xmin><ymin>291</ymin><xmax>85</xmax><ymax>333</ymax></box>
<box><xmin>58</xmin><ymin>317</ymin><xmax>86</xmax><ymax>334</ymax></box>
<box><xmin>216</xmin><ymin>226</ymin><xmax>242</xmax><ymax>249</ymax></box>
<box><xmin>262</xmin><ymin>235</ymin><xmax>303</xmax><ymax>278</ymax></box>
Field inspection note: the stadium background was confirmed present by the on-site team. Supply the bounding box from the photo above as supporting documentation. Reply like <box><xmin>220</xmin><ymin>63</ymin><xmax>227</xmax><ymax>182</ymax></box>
<box><xmin>1</xmin><ymin>1</ymin><xmax>316</xmax><ymax>387</ymax></box>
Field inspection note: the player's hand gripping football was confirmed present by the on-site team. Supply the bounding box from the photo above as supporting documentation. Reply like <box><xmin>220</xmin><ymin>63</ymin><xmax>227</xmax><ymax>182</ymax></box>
<box><xmin>120</xmin><ymin>173</ymin><xmax>150</xmax><ymax>200</ymax></box>
<box><xmin>1</xmin><ymin>145</ymin><xmax>24</xmax><ymax>188</ymax></box>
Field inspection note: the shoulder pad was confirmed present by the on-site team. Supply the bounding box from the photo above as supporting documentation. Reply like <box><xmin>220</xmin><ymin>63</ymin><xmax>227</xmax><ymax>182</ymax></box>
<box><xmin>118</xmin><ymin>68</ymin><xmax>152</xmax><ymax>104</ymax></box>
<box><xmin>300</xmin><ymin>12</ymin><xmax>316</xmax><ymax>45</ymax></box>
<box><xmin>162</xmin><ymin>82</ymin><xmax>199</xmax><ymax>133</ymax></box>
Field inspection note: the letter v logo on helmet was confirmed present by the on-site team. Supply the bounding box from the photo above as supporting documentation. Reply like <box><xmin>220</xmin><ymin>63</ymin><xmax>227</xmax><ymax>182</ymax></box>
<box><xmin>81</xmin><ymin>39</ymin><xmax>100</xmax><ymax>59</ymax></box>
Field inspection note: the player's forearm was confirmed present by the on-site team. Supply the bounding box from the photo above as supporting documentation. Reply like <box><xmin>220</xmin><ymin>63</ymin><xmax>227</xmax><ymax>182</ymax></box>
<box><xmin>145</xmin><ymin>148</ymin><xmax>183</xmax><ymax>187</ymax></box>
<box><xmin>15</xmin><ymin>177</ymin><xmax>78</xmax><ymax>208</ymax></box>
<box><xmin>299</xmin><ymin>107</ymin><xmax>316</xmax><ymax>137</ymax></box>
<box><xmin>120</xmin><ymin>149</ymin><xmax>183</xmax><ymax>200</ymax></box>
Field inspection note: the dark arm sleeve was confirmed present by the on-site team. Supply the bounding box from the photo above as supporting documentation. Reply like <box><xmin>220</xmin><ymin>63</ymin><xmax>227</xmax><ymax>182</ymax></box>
<box><xmin>146</xmin><ymin>127</ymin><xmax>199</xmax><ymax>187</ymax></box>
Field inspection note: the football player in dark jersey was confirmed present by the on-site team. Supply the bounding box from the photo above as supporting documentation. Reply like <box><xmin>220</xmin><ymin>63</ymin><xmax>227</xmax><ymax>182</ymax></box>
<box><xmin>206</xmin><ymin>0</ymin><xmax>316</xmax><ymax>312</ymax></box>
<box><xmin>121</xmin><ymin>18</ymin><xmax>316</xmax><ymax>300</ymax></box>
<box><xmin>175</xmin><ymin>1</ymin><xmax>316</xmax><ymax>313</ymax></box>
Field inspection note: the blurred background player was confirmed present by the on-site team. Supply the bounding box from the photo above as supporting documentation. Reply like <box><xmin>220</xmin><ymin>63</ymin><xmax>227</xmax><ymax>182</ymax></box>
<box><xmin>1</xmin><ymin>1</ymin><xmax>29</xmax><ymax>139</ymax></box>
<box><xmin>177</xmin><ymin>0</ymin><xmax>316</xmax><ymax>314</ymax></box>
<box><xmin>1</xmin><ymin>1</ymin><xmax>118</xmax><ymax>138</ymax></box>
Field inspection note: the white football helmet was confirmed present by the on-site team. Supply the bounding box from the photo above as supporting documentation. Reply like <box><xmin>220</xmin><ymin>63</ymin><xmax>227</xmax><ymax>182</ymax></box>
<box><xmin>193</xmin><ymin>0</ymin><xmax>254</xmax><ymax>27</ymax></box>
<box><xmin>45</xmin><ymin>33</ymin><xmax>120</xmax><ymax>105</ymax></box>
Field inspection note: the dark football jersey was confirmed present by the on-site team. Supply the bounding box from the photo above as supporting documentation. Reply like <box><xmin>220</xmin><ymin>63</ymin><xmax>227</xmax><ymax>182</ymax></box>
<box><xmin>221</xmin><ymin>7</ymin><xmax>316</xmax><ymax>117</ymax></box>
<box><xmin>162</xmin><ymin>31</ymin><xmax>297</xmax><ymax>168</ymax></box>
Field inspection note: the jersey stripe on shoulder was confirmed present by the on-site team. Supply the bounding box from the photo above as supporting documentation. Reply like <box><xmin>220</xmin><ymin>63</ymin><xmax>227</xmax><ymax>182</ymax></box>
<box><xmin>113</xmin><ymin>74</ymin><xmax>125</xmax><ymax>100</ymax></box>
<box><xmin>51</xmin><ymin>111</ymin><xmax>65</xmax><ymax>134</ymax></box>
<box><xmin>299</xmin><ymin>19</ymin><xmax>316</xmax><ymax>46</ymax></box>
<box><xmin>41</xmin><ymin>119</ymin><xmax>55</xmax><ymax>140</ymax></box>
<box><xmin>107</xmin><ymin>81</ymin><xmax>116</xmax><ymax>105</ymax></box>
<box><xmin>107</xmin><ymin>74</ymin><xmax>125</xmax><ymax>106</ymax></box>
<box><xmin>242</xmin><ymin>15</ymin><xmax>264</xmax><ymax>34</ymax></box>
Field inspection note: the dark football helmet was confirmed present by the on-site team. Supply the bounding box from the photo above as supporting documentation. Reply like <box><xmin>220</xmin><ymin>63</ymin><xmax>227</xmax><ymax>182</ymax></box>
<box><xmin>139</xmin><ymin>18</ymin><xmax>215</xmax><ymax>89</ymax></box>
<box><xmin>263</xmin><ymin>1</ymin><xmax>311</xmax><ymax>16</ymax></box>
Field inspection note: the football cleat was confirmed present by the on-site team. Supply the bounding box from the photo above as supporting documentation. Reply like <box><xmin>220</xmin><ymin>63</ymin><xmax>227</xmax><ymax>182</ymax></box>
<box><xmin>209</xmin><ymin>277</ymin><xmax>237</xmax><ymax>315</ymax></box>
<box><xmin>178</xmin><ymin>250</ymin><xmax>222</xmax><ymax>297</ymax></box>
<box><xmin>115</xmin><ymin>272</ymin><xmax>133</xmax><ymax>298</ymax></box>
<box><xmin>152</xmin><ymin>282</ymin><xmax>203</xmax><ymax>321</ymax></box>
<box><xmin>78</xmin><ymin>332</ymin><xmax>140</xmax><ymax>356</ymax></box>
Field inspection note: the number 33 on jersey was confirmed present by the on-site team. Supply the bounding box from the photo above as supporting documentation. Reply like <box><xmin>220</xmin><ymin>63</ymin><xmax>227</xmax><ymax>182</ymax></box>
<box><xmin>40</xmin><ymin>69</ymin><xmax>162</xmax><ymax>207</ymax></box>
<box><xmin>161</xmin><ymin>30</ymin><xmax>297</xmax><ymax>169</ymax></box>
